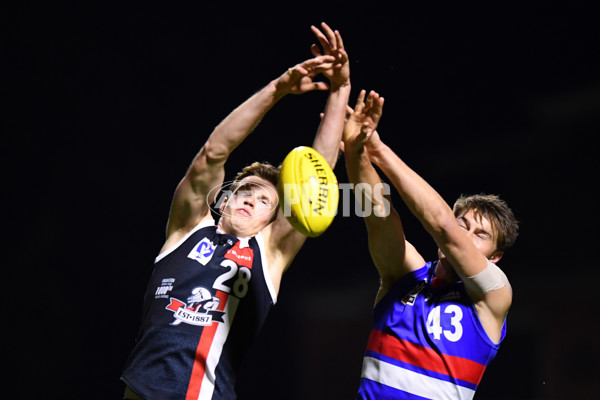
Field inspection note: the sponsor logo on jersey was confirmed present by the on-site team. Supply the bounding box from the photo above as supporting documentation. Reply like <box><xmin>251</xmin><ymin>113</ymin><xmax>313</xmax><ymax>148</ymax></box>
<box><xmin>224</xmin><ymin>241</ymin><xmax>254</xmax><ymax>269</ymax></box>
<box><xmin>188</xmin><ymin>238</ymin><xmax>216</xmax><ymax>265</ymax></box>
<box><xmin>166</xmin><ymin>286</ymin><xmax>225</xmax><ymax>326</ymax></box>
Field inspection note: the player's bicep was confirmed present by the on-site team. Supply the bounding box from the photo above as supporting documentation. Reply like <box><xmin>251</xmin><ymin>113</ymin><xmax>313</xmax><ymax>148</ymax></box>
<box><xmin>260</xmin><ymin>210</ymin><xmax>307</xmax><ymax>293</ymax></box>
<box><xmin>166</xmin><ymin>147</ymin><xmax>226</xmax><ymax>236</ymax></box>
<box><xmin>266</xmin><ymin>210</ymin><xmax>307</xmax><ymax>265</ymax></box>
<box><xmin>365</xmin><ymin>207</ymin><xmax>425</xmax><ymax>285</ymax></box>
<box><xmin>464</xmin><ymin>259</ymin><xmax>512</xmax><ymax>315</ymax></box>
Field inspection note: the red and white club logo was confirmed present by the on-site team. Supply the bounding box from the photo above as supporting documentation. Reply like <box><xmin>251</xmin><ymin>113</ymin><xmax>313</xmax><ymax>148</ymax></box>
<box><xmin>166</xmin><ymin>286</ymin><xmax>225</xmax><ymax>326</ymax></box>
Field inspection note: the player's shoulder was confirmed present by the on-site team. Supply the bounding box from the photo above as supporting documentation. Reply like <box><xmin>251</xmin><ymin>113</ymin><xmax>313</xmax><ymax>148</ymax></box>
<box><xmin>160</xmin><ymin>217</ymin><xmax>216</xmax><ymax>258</ymax></box>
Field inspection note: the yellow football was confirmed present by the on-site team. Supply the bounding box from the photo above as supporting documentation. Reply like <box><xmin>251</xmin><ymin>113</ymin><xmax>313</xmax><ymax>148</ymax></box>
<box><xmin>278</xmin><ymin>146</ymin><xmax>339</xmax><ymax>237</ymax></box>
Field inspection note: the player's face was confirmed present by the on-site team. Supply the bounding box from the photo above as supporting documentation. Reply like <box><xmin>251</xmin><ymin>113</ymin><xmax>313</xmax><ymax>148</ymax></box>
<box><xmin>219</xmin><ymin>176</ymin><xmax>279</xmax><ymax>237</ymax></box>
<box><xmin>455</xmin><ymin>209</ymin><xmax>498</xmax><ymax>257</ymax></box>
<box><xmin>437</xmin><ymin>209</ymin><xmax>501</xmax><ymax>275</ymax></box>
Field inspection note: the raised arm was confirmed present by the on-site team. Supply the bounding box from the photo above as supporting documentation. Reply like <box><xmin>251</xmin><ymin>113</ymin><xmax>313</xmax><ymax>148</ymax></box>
<box><xmin>263</xmin><ymin>23</ymin><xmax>352</xmax><ymax>286</ymax></box>
<box><xmin>366</xmin><ymin>138</ymin><xmax>488</xmax><ymax>278</ymax></box>
<box><xmin>309</xmin><ymin>22</ymin><xmax>351</xmax><ymax>167</ymax></box>
<box><xmin>161</xmin><ymin>55</ymin><xmax>336</xmax><ymax>253</ymax></box>
<box><xmin>343</xmin><ymin>90</ymin><xmax>425</xmax><ymax>302</ymax></box>
<box><xmin>366</xmin><ymin>128</ymin><xmax>512</xmax><ymax>334</ymax></box>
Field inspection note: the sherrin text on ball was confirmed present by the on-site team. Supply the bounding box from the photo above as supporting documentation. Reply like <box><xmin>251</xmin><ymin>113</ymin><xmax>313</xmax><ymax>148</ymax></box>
<box><xmin>278</xmin><ymin>146</ymin><xmax>339</xmax><ymax>237</ymax></box>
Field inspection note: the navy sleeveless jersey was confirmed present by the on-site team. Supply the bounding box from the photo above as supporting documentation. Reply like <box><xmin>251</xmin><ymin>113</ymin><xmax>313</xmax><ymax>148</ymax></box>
<box><xmin>121</xmin><ymin>219</ymin><xmax>277</xmax><ymax>400</ymax></box>
<box><xmin>357</xmin><ymin>262</ymin><xmax>507</xmax><ymax>400</ymax></box>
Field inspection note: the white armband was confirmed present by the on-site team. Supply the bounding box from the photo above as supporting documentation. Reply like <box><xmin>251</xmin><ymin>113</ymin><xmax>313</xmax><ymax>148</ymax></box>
<box><xmin>464</xmin><ymin>259</ymin><xmax>511</xmax><ymax>295</ymax></box>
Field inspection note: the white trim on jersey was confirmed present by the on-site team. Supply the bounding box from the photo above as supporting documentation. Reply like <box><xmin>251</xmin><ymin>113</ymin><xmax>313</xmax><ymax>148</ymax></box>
<box><xmin>197</xmin><ymin>295</ymin><xmax>240</xmax><ymax>400</ymax></box>
<box><xmin>155</xmin><ymin>219</ymin><xmax>216</xmax><ymax>263</ymax></box>
<box><xmin>255</xmin><ymin>231</ymin><xmax>278</xmax><ymax>304</ymax></box>
<box><xmin>362</xmin><ymin>356</ymin><xmax>476</xmax><ymax>400</ymax></box>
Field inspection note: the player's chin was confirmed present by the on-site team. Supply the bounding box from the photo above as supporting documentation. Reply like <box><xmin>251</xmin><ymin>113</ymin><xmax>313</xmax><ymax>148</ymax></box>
<box><xmin>232</xmin><ymin>218</ymin><xmax>268</xmax><ymax>237</ymax></box>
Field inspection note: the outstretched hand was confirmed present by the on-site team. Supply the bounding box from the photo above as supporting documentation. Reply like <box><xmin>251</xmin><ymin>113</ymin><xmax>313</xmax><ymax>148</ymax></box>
<box><xmin>342</xmin><ymin>90</ymin><xmax>384</xmax><ymax>155</ymax></box>
<box><xmin>310</xmin><ymin>22</ymin><xmax>350</xmax><ymax>90</ymax></box>
<box><xmin>275</xmin><ymin>55</ymin><xmax>336</xmax><ymax>95</ymax></box>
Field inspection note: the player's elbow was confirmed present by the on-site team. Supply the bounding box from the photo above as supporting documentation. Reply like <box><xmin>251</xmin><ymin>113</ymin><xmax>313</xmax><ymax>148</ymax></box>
<box><xmin>199</xmin><ymin>141</ymin><xmax>229</xmax><ymax>166</ymax></box>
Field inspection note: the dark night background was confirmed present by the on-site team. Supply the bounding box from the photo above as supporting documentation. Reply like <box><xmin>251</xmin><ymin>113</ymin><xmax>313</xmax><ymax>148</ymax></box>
<box><xmin>7</xmin><ymin>4</ymin><xmax>600</xmax><ymax>399</ymax></box>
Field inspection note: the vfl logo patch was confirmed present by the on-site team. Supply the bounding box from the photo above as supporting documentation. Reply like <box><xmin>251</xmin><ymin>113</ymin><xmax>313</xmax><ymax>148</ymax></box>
<box><xmin>166</xmin><ymin>286</ymin><xmax>225</xmax><ymax>326</ymax></box>
<box><xmin>188</xmin><ymin>238</ymin><xmax>216</xmax><ymax>265</ymax></box>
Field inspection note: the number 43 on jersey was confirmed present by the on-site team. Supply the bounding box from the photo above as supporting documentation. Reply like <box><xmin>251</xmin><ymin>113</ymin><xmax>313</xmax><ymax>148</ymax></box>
<box><xmin>426</xmin><ymin>305</ymin><xmax>463</xmax><ymax>342</ymax></box>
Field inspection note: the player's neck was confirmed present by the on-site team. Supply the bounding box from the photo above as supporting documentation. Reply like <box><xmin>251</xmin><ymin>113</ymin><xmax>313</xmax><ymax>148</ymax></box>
<box><xmin>435</xmin><ymin>259</ymin><xmax>460</xmax><ymax>284</ymax></box>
